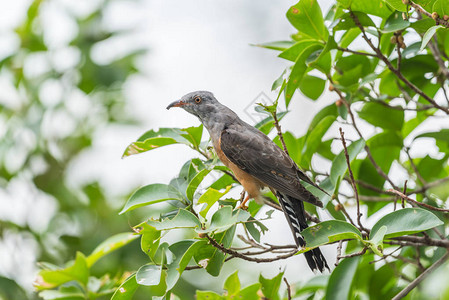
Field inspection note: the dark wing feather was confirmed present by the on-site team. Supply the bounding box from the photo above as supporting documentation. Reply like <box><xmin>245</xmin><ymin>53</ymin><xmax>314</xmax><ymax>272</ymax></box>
<box><xmin>220</xmin><ymin>127</ymin><xmax>323</xmax><ymax>207</ymax></box>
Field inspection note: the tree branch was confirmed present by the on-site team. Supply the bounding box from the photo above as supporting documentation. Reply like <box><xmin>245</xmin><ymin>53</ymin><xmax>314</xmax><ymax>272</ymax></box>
<box><xmin>386</xmin><ymin>189</ymin><xmax>449</xmax><ymax>212</ymax></box>
<box><xmin>349</xmin><ymin>11</ymin><xmax>449</xmax><ymax>114</ymax></box>
<box><xmin>339</xmin><ymin>128</ymin><xmax>367</xmax><ymax>232</ymax></box>
<box><xmin>392</xmin><ymin>251</ymin><xmax>449</xmax><ymax>300</ymax></box>
<box><xmin>409</xmin><ymin>0</ymin><xmax>449</xmax><ymax>28</ymax></box>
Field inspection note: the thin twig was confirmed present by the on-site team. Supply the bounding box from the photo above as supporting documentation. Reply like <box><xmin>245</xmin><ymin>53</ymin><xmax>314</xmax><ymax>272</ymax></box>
<box><xmin>272</xmin><ymin>111</ymin><xmax>289</xmax><ymax>156</ymax></box>
<box><xmin>402</xmin><ymin>181</ymin><xmax>407</xmax><ymax>209</ymax></box>
<box><xmin>386</xmin><ymin>189</ymin><xmax>449</xmax><ymax>212</ymax></box>
<box><xmin>335</xmin><ymin>240</ymin><xmax>343</xmax><ymax>266</ymax></box>
<box><xmin>339</xmin><ymin>128</ymin><xmax>366</xmax><ymax>232</ymax></box>
<box><xmin>409</xmin><ymin>1</ymin><xmax>449</xmax><ymax>28</ymax></box>
<box><xmin>428</xmin><ymin>38</ymin><xmax>449</xmax><ymax>80</ymax></box>
<box><xmin>336</xmin><ymin>46</ymin><xmax>377</xmax><ymax>57</ymax></box>
<box><xmin>206</xmin><ymin>234</ymin><xmax>297</xmax><ymax>263</ymax></box>
<box><xmin>328</xmin><ymin>75</ymin><xmax>400</xmax><ymax>190</ymax></box>
<box><xmin>408</xmin><ymin>176</ymin><xmax>449</xmax><ymax>195</ymax></box>
<box><xmin>392</xmin><ymin>251</ymin><xmax>449</xmax><ymax>300</ymax></box>
<box><xmin>405</xmin><ymin>149</ymin><xmax>427</xmax><ymax>186</ymax></box>
<box><xmin>284</xmin><ymin>277</ymin><xmax>292</xmax><ymax>300</ymax></box>
<box><xmin>334</xmin><ymin>198</ymin><xmax>357</xmax><ymax>227</ymax></box>
<box><xmin>349</xmin><ymin>11</ymin><xmax>449</xmax><ymax>114</ymax></box>
<box><xmin>338</xmin><ymin>247</ymin><xmax>368</xmax><ymax>260</ymax></box>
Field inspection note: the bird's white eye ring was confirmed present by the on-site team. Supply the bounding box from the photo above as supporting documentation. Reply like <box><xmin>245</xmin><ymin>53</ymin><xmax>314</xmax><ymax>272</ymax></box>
<box><xmin>194</xmin><ymin>96</ymin><xmax>202</xmax><ymax>104</ymax></box>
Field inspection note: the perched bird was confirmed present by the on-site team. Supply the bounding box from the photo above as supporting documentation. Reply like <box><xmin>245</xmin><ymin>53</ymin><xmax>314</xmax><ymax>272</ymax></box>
<box><xmin>167</xmin><ymin>91</ymin><xmax>329</xmax><ymax>272</ymax></box>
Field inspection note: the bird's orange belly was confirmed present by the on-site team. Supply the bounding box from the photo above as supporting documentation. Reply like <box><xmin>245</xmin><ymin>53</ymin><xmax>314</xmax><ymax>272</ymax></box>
<box><xmin>213</xmin><ymin>139</ymin><xmax>264</xmax><ymax>198</ymax></box>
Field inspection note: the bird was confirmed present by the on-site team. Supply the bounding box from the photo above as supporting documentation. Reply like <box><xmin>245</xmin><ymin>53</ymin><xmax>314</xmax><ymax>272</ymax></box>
<box><xmin>167</xmin><ymin>90</ymin><xmax>329</xmax><ymax>272</ymax></box>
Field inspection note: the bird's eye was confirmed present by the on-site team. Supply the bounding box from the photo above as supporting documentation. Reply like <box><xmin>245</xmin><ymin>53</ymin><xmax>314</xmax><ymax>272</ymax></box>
<box><xmin>194</xmin><ymin>96</ymin><xmax>202</xmax><ymax>104</ymax></box>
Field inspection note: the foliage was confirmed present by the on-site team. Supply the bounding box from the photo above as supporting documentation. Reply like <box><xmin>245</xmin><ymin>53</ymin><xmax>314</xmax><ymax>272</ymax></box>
<box><xmin>0</xmin><ymin>0</ymin><xmax>149</xmax><ymax>299</ymax></box>
<box><xmin>30</xmin><ymin>0</ymin><xmax>449</xmax><ymax>299</ymax></box>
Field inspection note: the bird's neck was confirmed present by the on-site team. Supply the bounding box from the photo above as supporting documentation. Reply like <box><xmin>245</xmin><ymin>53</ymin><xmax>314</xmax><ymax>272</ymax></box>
<box><xmin>201</xmin><ymin>105</ymin><xmax>240</xmax><ymax>142</ymax></box>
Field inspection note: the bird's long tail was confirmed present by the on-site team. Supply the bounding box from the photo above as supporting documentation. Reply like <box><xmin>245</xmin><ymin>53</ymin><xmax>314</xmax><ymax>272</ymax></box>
<box><xmin>276</xmin><ymin>192</ymin><xmax>329</xmax><ymax>273</ymax></box>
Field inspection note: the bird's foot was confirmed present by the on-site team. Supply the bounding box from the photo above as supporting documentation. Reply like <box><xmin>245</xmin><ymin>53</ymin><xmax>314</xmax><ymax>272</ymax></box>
<box><xmin>236</xmin><ymin>195</ymin><xmax>250</xmax><ymax>210</ymax></box>
<box><xmin>236</xmin><ymin>203</ymin><xmax>248</xmax><ymax>210</ymax></box>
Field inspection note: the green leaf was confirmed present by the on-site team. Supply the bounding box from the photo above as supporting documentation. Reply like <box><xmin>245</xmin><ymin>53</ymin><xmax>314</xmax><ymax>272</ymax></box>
<box><xmin>198</xmin><ymin>206</ymin><xmax>251</xmax><ymax>233</ymax></box>
<box><xmin>350</xmin><ymin>0</ymin><xmax>393</xmax><ymax>18</ymax></box>
<box><xmin>299</xmin><ymin>220</ymin><xmax>363</xmax><ymax>252</ymax></box>
<box><xmin>39</xmin><ymin>289</ymin><xmax>84</xmax><ymax>300</ymax></box>
<box><xmin>206</xmin><ymin>226</ymin><xmax>236</xmax><ymax>276</ymax></box>
<box><xmin>329</xmin><ymin>139</ymin><xmax>365</xmax><ymax>186</ymax></box>
<box><xmin>178</xmin><ymin>240</ymin><xmax>208</xmax><ymax>273</ymax></box>
<box><xmin>37</xmin><ymin>252</ymin><xmax>89</xmax><ymax>290</ymax></box>
<box><xmin>180</xmin><ymin>125</ymin><xmax>203</xmax><ymax>150</ymax></box>
<box><xmin>370</xmin><ymin>208</ymin><xmax>444</xmax><ymax>239</ymax></box>
<box><xmin>120</xmin><ymin>184</ymin><xmax>183</xmax><ymax>214</ymax></box>
<box><xmin>122</xmin><ymin>137</ymin><xmax>179</xmax><ymax>158</ymax></box>
<box><xmin>186</xmin><ymin>169</ymin><xmax>211</xmax><ymax>201</ymax></box>
<box><xmin>368</xmin><ymin>225</ymin><xmax>387</xmax><ymax>256</ymax></box>
<box><xmin>147</xmin><ymin>209</ymin><xmax>201</xmax><ymax>230</ymax></box>
<box><xmin>381</xmin><ymin>11</ymin><xmax>410</xmax><ymax>33</ymax></box>
<box><xmin>122</xmin><ymin>128</ymin><xmax>191</xmax><ymax>158</ymax></box>
<box><xmin>196</xmin><ymin>291</ymin><xmax>223</xmax><ymax>300</ymax></box>
<box><xmin>240</xmin><ymin>283</ymin><xmax>262</xmax><ymax>300</ymax></box>
<box><xmin>421</xmin><ymin>25</ymin><xmax>444</xmax><ymax>51</ymax></box>
<box><xmin>279</xmin><ymin>40</ymin><xmax>321</xmax><ymax>61</ymax></box>
<box><xmin>358</xmin><ymin>102</ymin><xmax>404</xmax><ymax>131</ymax></box>
<box><xmin>285</xmin><ymin>44</ymin><xmax>323</xmax><ymax>106</ymax></box>
<box><xmin>415</xmin><ymin>129</ymin><xmax>449</xmax><ymax>145</ymax></box>
<box><xmin>86</xmin><ymin>233</ymin><xmax>138</xmax><ymax>267</ymax></box>
<box><xmin>198</xmin><ymin>186</ymin><xmax>232</xmax><ymax>218</ymax></box>
<box><xmin>166</xmin><ymin>240</ymin><xmax>197</xmax><ymax>290</ymax></box>
<box><xmin>253</xmin><ymin>41</ymin><xmax>296</xmax><ymax>51</ymax></box>
<box><xmin>300</xmin><ymin>115</ymin><xmax>336</xmax><ymax>168</ymax></box>
<box><xmin>255</xmin><ymin>111</ymin><xmax>288</xmax><ymax>135</ymax></box>
<box><xmin>224</xmin><ymin>271</ymin><xmax>241</xmax><ymax>296</ymax></box>
<box><xmin>298</xmin><ymin>75</ymin><xmax>326</xmax><ymax>100</ymax></box>
<box><xmin>286</xmin><ymin>0</ymin><xmax>328</xmax><ymax>41</ymax></box>
<box><xmin>334</xmin><ymin>12</ymin><xmax>375</xmax><ymax>31</ymax></box>
<box><xmin>139</xmin><ymin>223</ymin><xmax>161</xmax><ymax>260</ymax></box>
<box><xmin>272</xmin><ymin>70</ymin><xmax>287</xmax><ymax>90</ymax></box>
<box><xmin>433</xmin><ymin>0</ymin><xmax>449</xmax><ymax>17</ymax></box>
<box><xmin>111</xmin><ymin>274</ymin><xmax>139</xmax><ymax>300</ymax></box>
<box><xmin>259</xmin><ymin>271</ymin><xmax>284</xmax><ymax>300</ymax></box>
<box><xmin>136</xmin><ymin>264</ymin><xmax>162</xmax><ymax>286</ymax></box>
<box><xmin>383</xmin><ymin>0</ymin><xmax>408</xmax><ymax>11</ymax></box>
<box><xmin>326</xmin><ymin>257</ymin><xmax>360</xmax><ymax>300</ymax></box>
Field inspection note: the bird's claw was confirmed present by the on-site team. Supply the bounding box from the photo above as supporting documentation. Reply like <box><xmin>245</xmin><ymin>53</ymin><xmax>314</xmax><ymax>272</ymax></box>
<box><xmin>236</xmin><ymin>203</ymin><xmax>248</xmax><ymax>210</ymax></box>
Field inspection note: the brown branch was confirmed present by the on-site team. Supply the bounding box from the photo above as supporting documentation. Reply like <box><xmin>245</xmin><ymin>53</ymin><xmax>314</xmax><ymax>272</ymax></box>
<box><xmin>409</xmin><ymin>1</ymin><xmax>449</xmax><ymax>28</ymax></box>
<box><xmin>339</xmin><ymin>128</ymin><xmax>367</xmax><ymax>232</ymax></box>
<box><xmin>386</xmin><ymin>189</ymin><xmax>449</xmax><ymax>212</ymax></box>
<box><xmin>335</xmin><ymin>240</ymin><xmax>343</xmax><ymax>266</ymax></box>
<box><xmin>336</xmin><ymin>46</ymin><xmax>377</xmax><ymax>57</ymax></box>
<box><xmin>272</xmin><ymin>111</ymin><xmax>289</xmax><ymax>156</ymax></box>
<box><xmin>337</xmin><ymin>247</ymin><xmax>368</xmax><ymax>262</ymax></box>
<box><xmin>391</xmin><ymin>235</ymin><xmax>449</xmax><ymax>248</ymax></box>
<box><xmin>428</xmin><ymin>38</ymin><xmax>449</xmax><ymax>80</ymax></box>
<box><xmin>349</xmin><ymin>11</ymin><xmax>449</xmax><ymax>114</ymax></box>
<box><xmin>206</xmin><ymin>235</ymin><xmax>297</xmax><ymax>263</ymax></box>
<box><xmin>327</xmin><ymin>75</ymin><xmax>400</xmax><ymax>190</ymax></box>
<box><xmin>284</xmin><ymin>277</ymin><xmax>292</xmax><ymax>300</ymax></box>
<box><xmin>405</xmin><ymin>149</ymin><xmax>427</xmax><ymax>186</ymax></box>
<box><xmin>334</xmin><ymin>198</ymin><xmax>357</xmax><ymax>228</ymax></box>
<box><xmin>392</xmin><ymin>251</ymin><xmax>449</xmax><ymax>300</ymax></box>
<box><xmin>408</xmin><ymin>176</ymin><xmax>449</xmax><ymax>195</ymax></box>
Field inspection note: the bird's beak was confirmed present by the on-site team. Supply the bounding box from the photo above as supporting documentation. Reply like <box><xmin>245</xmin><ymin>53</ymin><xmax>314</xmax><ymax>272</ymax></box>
<box><xmin>166</xmin><ymin>100</ymin><xmax>187</xmax><ymax>110</ymax></box>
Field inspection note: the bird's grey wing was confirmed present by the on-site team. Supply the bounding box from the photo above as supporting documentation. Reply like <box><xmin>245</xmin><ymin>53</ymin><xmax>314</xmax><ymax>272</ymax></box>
<box><xmin>220</xmin><ymin>127</ymin><xmax>323</xmax><ymax>207</ymax></box>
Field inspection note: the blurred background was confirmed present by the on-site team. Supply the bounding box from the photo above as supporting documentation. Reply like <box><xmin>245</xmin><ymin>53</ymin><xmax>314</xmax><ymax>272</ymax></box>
<box><xmin>0</xmin><ymin>0</ymin><xmax>340</xmax><ymax>298</ymax></box>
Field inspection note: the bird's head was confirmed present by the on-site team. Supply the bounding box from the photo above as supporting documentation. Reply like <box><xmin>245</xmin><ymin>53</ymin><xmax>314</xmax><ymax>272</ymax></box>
<box><xmin>166</xmin><ymin>91</ymin><xmax>219</xmax><ymax>121</ymax></box>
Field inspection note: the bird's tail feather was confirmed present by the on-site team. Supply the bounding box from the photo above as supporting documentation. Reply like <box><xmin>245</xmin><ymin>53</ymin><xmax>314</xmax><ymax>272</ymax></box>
<box><xmin>277</xmin><ymin>192</ymin><xmax>329</xmax><ymax>273</ymax></box>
